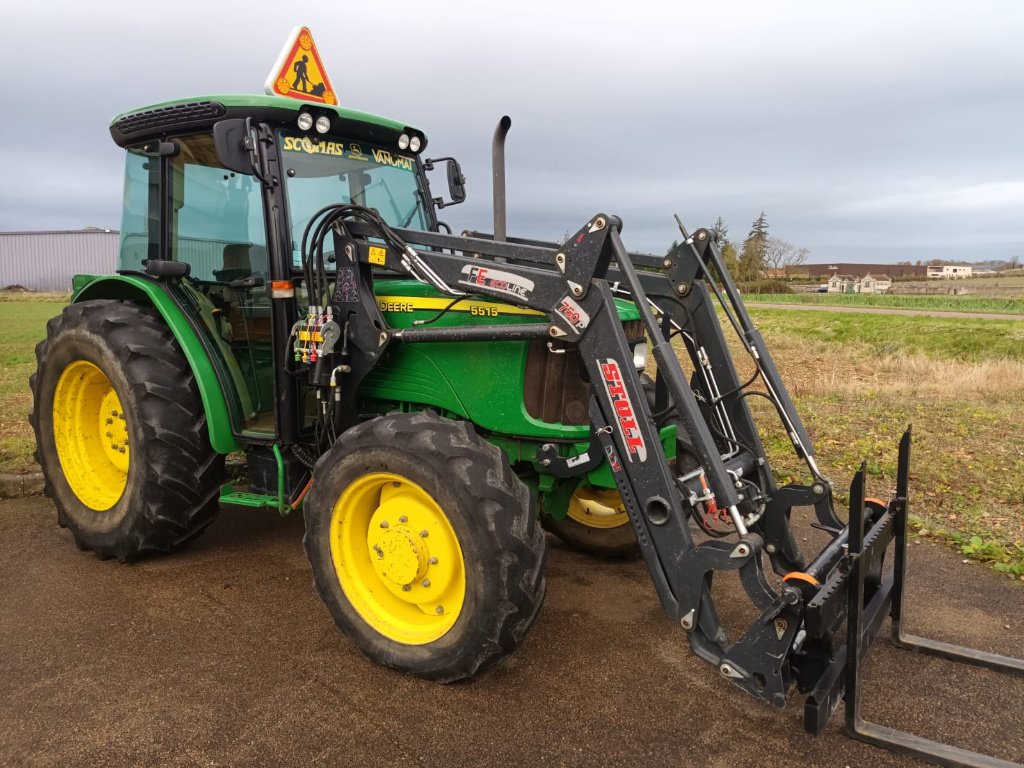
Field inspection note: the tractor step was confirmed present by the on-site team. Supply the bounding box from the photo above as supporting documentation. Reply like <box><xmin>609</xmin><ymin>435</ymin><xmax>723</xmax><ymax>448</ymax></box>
<box><xmin>218</xmin><ymin>483</ymin><xmax>283</xmax><ymax>511</ymax></box>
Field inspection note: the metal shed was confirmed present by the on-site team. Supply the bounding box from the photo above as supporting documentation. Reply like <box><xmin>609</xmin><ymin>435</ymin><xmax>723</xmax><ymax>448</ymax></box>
<box><xmin>0</xmin><ymin>229</ymin><xmax>119</xmax><ymax>292</ymax></box>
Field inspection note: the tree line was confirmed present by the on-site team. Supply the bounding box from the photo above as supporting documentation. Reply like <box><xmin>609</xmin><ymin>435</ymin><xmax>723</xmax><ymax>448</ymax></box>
<box><xmin>714</xmin><ymin>213</ymin><xmax>809</xmax><ymax>280</ymax></box>
<box><xmin>668</xmin><ymin>213</ymin><xmax>809</xmax><ymax>280</ymax></box>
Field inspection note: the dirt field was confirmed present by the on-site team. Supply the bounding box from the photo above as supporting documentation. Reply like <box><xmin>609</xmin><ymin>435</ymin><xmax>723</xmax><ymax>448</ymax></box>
<box><xmin>2</xmin><ymin>496</ymin><xmax>1022</xmax><ymax>768</ymax></box>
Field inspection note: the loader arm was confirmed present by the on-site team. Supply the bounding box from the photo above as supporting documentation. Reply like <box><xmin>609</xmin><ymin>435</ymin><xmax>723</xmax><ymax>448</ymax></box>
<box><xmin>297</xmin><ymin>208</ymin><xmax>1022</xmax><ymax>768</ymax></box>
<box><xmin>295</xmin><ymin>210</ymin><xmax>828</xmax><ymax>701</ymax></box>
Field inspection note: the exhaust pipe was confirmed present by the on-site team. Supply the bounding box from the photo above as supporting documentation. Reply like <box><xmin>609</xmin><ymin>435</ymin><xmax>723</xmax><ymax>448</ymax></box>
<box><xmin>492</xmin><ymin>115</ymin><xmax>511</xmax><ymax>242</ymax></box>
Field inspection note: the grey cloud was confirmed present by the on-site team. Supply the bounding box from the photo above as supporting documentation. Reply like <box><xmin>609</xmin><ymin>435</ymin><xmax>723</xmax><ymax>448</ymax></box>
<box><xmin>1</xmin><ymin>1</ymin><xmax>1022</xmax><ymax>263</ymax></box>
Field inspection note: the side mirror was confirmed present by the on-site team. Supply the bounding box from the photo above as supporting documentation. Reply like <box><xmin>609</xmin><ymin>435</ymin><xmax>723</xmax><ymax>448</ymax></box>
<box><xmin>446</xmin><ymin>159</ymin><xmax>466</xmax><ymax>205</ymax></box>
<box><xmin>213</xmin><ymin>118</ymin><xmax>256</xmax><ymax>175</ymax></box>
<box><xmin>424</xmin><ymin>157</ymin><xmax>466</xmax><ymax>209</ymax></box>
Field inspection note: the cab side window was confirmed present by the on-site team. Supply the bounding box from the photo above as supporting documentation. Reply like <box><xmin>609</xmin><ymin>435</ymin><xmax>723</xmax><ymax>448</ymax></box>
<box><xmin>170</xmin><ymin>134</ymin><xmax>268</xmax><ymax>280</ymax></box>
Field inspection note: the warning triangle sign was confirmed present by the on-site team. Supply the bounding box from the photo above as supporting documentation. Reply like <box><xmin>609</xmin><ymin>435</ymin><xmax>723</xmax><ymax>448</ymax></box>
<box><xmin>264</xmin><ymin>26</ymin><xmax>338</xmax><ymax>106</ymax></box>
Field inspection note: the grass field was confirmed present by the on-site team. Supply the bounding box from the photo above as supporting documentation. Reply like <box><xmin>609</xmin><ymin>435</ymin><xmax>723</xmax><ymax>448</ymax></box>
<box><xmin>2</xmin><ymin>294</ymin><xmax>1021</xmax><ymax>578</ymax></box>
<box><xmin>0</xmin><ymin>295</ymin><xmax>66</xmax><ymax>475</ymax></box>
<box><xmin>746</xmin><ymin>291</ymin><xmax>1024</xmax><ymax>314</ymax></box>
<box><xmin>745</xmin><ymin>307</ymin><xmax>1024</xmax><ymax>579</ymax></box>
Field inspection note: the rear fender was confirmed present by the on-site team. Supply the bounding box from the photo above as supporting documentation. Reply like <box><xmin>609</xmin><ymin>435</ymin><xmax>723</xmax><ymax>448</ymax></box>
<box><xmin>71</xmin><ymin>274</ymin><xmax>241</xmax><ymax>454</ymax></box>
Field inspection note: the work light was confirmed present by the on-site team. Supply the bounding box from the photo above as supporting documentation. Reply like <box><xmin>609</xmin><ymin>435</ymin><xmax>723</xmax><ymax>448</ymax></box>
<box><xmin>297</xmin><ymin>112</ymin><xmax>314</xmax><ymax>131</ymax></box>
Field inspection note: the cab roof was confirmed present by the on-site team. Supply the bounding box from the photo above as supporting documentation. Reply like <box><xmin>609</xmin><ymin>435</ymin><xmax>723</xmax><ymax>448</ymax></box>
<box><xmin>109</xmin><ymin>94</ymin><xmax>426</xmax><ymax>151</ymax></box>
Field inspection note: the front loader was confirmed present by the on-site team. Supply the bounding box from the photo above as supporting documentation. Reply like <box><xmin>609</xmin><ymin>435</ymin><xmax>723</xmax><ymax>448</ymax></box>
<box><xmin>30</xmin><ymin>40</ymin><xmax>1022</xmax><ymax>766</ymax></box>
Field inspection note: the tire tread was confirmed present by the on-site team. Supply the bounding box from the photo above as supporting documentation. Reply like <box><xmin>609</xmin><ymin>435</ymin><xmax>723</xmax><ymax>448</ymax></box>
<box><xmin>30</xmin><ymin>300</ymin><xmax>225</xmax><ymax>561</ymax></box>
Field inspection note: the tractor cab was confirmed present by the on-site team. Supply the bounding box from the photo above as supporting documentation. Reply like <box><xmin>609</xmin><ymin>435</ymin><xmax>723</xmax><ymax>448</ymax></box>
<box><xmin>100</xmin><ymin>95</ymin><xmax>467</xmax><ymax>444</ymax></box>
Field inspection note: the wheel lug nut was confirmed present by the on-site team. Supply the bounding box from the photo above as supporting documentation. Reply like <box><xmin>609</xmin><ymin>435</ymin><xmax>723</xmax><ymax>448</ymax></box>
<box><xmin>401</xmin><ymin>584</ymin><xmax>411</xmax><ymax>592</ymax></box>
<box><xmin>429</xmin><ymin>557</ymin><xmax>438</xmax><ymax>565</ymax></box>
<box><xmin>105</xmin><ymin>418</ymin><xmax>113</xmax><ymax>425</ymax></box>
<box><xmin>398</xmin><ymin>515</ymin><xmax>408</xmax><ymax>523</ymax></box>
<box><xmin>380</xmin><ymin>521</ymin><xmax>389</xmax><ymax>529</ymax></box>
<box><xmin>435</xmin><ymin>606</ymin><xmax>444</xmax><ymax>615</ymax></box>
<box><xmin>421</xmin><ymin>579</ymin><xmax>431</xmax><ymax>588</ymax></box>
<box><xmin>419</xmin><ymin>530</ymin><xmax>428</xmax><ymax>538</ymax></box>
<box><xmin>105</xmin><ymin>432</ymin><xmax>113</xmax><ymax>438</ymax></box>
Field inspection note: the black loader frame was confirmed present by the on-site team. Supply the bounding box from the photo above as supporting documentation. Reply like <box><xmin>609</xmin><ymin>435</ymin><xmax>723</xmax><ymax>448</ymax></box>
<box><xmin>304</xmin><ymin>206</ymin><xmax>1022</xmax><ymax>767</ymax></box>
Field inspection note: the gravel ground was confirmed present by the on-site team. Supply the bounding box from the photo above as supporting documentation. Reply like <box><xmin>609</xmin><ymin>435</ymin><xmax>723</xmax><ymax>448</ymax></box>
<box><xmin>1</xmin><ymin>496</ymin><xmax>1021</xmax><ymax>768</ymax></box>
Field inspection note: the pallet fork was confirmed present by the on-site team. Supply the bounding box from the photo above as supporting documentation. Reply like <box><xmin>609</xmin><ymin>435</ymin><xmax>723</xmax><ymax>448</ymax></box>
<box><xmin>307</xmin><ymin>207</ymin><xmax>1023</xmax><ymax>766</ymax></box>
<box><xmin>838</xmin><ymin>431</ymin><xmax>1024</xmax><ymax>768</ymax></box>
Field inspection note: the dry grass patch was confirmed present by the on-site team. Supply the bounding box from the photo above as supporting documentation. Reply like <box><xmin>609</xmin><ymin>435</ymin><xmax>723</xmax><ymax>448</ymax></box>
<box><xmin>765</xmin><ymin>336</ymin><xmax>1024</xmax><ymax>400</ymax></box>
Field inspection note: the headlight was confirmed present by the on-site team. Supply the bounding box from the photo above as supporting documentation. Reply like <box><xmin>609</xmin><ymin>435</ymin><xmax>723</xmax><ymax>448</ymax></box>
<box><xmin>632</xmin><ymin>341</ymin><xmax>648</xmax><ymax>372</ymax></box>
<box><xmin>297</xmin><ymin>112</ymin><xmax>314</xmax><ymax>131</ymax></box>
<box><xmin>409</xmin><ymin>135</ymin><xmax>421</xmax><ymax>153</ymax></box>
<box><xmin>398</xmin><ymin>133</ymin><xmax>410</xmax><ymax>150</ymax></box>
<box><xmin>315</xmin><ymin>115</ymin><xmax>331</xmax><ymax>134</ymax></box>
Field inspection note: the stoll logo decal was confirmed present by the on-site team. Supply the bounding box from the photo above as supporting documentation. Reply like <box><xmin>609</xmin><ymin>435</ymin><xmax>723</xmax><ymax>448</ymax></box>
<box><xmin>598</xmin><ymin>358</ymin><xmax>647</xmax><ymax>462</ymax></box>
<box><xmin>458</xmin><ymin>265</ymin><xmax>534</xmax><ymax>299</ymax></box>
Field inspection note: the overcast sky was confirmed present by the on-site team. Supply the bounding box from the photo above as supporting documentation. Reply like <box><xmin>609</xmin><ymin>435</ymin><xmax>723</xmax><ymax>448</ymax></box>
<box><xmin>2</xmin><ymin>1</ymin><xmax>1022</xmax><ymax>264</ymax></box>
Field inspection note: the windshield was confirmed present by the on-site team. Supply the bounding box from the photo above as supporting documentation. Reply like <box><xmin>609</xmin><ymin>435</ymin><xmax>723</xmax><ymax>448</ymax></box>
<box><xmin>279</xmin><ymin>130</ymin><xmax>430</xmax><ymax>267</ymax></box>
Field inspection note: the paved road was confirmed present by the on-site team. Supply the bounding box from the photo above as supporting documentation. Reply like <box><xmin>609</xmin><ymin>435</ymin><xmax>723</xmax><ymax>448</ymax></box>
<box><xmin>2</xmin><ymin>496</ymin><xmax>1022</xmax><ymax>767</ymax></box>
<box><xmin>745</xmin><ymin>302</ymin><xmax>1024</xmax><ymax>321</ymax></box>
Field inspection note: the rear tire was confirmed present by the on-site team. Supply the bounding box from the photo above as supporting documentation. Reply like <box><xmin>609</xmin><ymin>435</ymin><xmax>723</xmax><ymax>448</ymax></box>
<box><xmin>303</xmin><ymin>411</ymin><xmax>546</xmax><ymax>682</ymax></box>
<box><xmin>542</xmin><ymin>484</ymin><xmax>640</xmax><ymax>559</ymax></box>
<box><xmin>30</xmin><ymin>300</ymin><xmax>225</xmax><ymax>562</ymax></box>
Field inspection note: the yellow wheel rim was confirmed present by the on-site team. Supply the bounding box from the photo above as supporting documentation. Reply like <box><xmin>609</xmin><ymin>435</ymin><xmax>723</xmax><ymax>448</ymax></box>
<box><xmin>52</xmin><ymin>361</ymin><xmax>130</xmax><ymax>511</ymax></box>
<box><xmin>330</xmin><ymin>472</ymin><xmax>465</xmax><ymax>644</ymax></box>
<box><xmin>567</xmin><ymin>486</ymin><xmax>629</xmax><ymax>530</ymax></box>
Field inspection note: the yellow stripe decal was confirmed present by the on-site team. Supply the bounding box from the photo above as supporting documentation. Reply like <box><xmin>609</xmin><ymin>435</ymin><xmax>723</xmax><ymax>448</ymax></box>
<box><xmin>376</xmin><ymin>296</ymin><xmax>544</xmax><ymax>317</ymax></box>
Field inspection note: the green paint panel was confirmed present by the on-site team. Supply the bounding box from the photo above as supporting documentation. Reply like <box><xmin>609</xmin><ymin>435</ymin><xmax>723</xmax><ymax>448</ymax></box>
<box><xmin>365</xmin><ymin>280</ymin><xmax>641</xmax><ymax>440</ymax></box>
<box><xmin>71</xmin><ymin>274</ymin><xmax>241</xmax><ymax>455</ymax></box>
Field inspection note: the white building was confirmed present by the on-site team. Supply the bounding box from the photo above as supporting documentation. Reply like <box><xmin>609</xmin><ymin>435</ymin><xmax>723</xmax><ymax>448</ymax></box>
<box><xmin>827</xmin><ymin>274</ymin><xmax>857</xmax><ymax>293</ymax></box>
<box><xmin>927</xmin><ymin>264</ymin><xmax>972</xmax><ymax>279</ymax></box>
<box><xmin>859</xmin><ymin>273</ymin><xmax>892</xmax><ymax>294</ymax></box>
<box><xmin>828</xmin><ymin>273</ymin><xmax>891</xmax><ymax>294</ymax></box>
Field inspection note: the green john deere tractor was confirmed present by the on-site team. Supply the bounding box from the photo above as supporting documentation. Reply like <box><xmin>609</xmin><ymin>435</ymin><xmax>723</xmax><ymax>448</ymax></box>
<box><xmin>32</xmin><ymin>84</ymin><xmax>1024</xmax><ymax>767</ymax></box>
<box><xmin>31</xmin><ymin>93</ymin><xmax>667</xmax><ymax>681</ymax></box>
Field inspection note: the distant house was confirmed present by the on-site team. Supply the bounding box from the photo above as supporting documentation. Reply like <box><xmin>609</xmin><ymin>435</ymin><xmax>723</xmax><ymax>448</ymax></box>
<box><xmin>827</xmin><ymin>274</ymin><xmax>857</xmax><ymax>293</ymax></box>
<box><xmin>859</xmin><ymin>273</ymin><xmax>892</xmax><ymax>294</ymax></box>
<box><xmin>927</xmin><ymin>264</ymin><xmax>972</xmax><ymax>279</ymax></box>
<box><xmin>828</xmin><ymin>273</ymin><xmax>891</xmax><ymax>294</ymax></box>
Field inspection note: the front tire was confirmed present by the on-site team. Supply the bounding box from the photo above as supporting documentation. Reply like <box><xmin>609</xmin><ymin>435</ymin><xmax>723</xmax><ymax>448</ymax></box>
<box><xmin>30</xmin><ymin>300</ymin><xmax>225</xmax><ymax>561</ymax></box>
<box><xmin>303</xmin><ymin>411</ymin><xmax>546</xmax><ymax>682</ymax></box>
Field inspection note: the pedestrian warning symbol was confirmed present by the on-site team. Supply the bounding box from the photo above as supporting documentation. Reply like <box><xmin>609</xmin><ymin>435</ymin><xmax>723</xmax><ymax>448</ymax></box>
<box><xmin>264</xmin><ymin>26</ymin><xmax>337</xmax><ymax>106</ymax></box>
